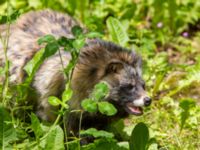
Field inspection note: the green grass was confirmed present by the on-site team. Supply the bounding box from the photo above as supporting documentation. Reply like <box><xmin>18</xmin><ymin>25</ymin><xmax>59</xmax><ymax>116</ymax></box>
<box><xmin>0</xmin><ymin>0</ymin><xmax>200</xmax><ymax>149</ymax></box>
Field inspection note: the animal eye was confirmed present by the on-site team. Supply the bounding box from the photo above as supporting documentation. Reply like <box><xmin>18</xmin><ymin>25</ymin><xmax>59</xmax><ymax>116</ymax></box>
<box><xmin>126</xmin><ymin>84</ymin><xmax>135</xmax><ymax>90</ymax></box>
<box><xmin>140</xmin><ymin>80</ymin><xmax>146</xmax><ymax>89</ymax></box>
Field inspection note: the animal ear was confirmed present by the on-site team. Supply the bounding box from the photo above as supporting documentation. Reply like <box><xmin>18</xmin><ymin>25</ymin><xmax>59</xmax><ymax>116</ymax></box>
<box><xmin>106</xmin><ymin>60</ymin><xmax>124</xmax><ymax>74</ymax></box>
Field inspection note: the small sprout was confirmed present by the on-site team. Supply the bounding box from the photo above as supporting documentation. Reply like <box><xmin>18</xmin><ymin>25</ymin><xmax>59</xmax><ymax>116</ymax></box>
<box><xmin>81</xmin><ymin>98</ymin><xmax>98</xmax><ymax>113</ymax></box>
<box><xmin>81</xmin><ymin>82</ymin><xmax>117</xmax><ymax>116</ymax></box>
<box><xmin>91</xmin><ymin>82</ymin><xmax>109</xmax><ymax>101</ymax></box>
<box><xmin>48</xmin><ymin>96</ymin><xmax>61</xmax><ymax>106</ymax></box>
<box><xmin>48</xmin><ymin>96</ymin><xmax>69</xmax><ymax>109</ymax></box>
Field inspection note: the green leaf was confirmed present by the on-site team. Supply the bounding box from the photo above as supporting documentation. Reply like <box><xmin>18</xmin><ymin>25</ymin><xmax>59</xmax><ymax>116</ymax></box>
<box><xmin>10</xmin><ymin>0</ymin><xmax>27</xmax><ymax>9</ymax></box>
<box><xmin>28</xmin><ymin>0</ymin><xmax>42</xmax><ymax>9</ymax></box>
<box><xmin>31</xmin><ymin>113</ymin><xmax>43</xmax><ymax>139</ymax></box>
<box><xmin>72</xmin><ymin>38</ymin><xmax>85</xmax><ymax>50</ymax></box>
<box><xmin>179</xmin><ymin>99</ymin><xmax>195</xmax><ymax>110</ymax></box>
<box><xmin>67</xmin><ymin>140</ymin><xmax>80</xmax><ymax>150</ymax></box>
<box><xmin>62</xmin><ymin>87</ymin><xmax>73</xmax><ymax>102</ymax></box>
<box><xmin>106</xmin><ymin>17</ymin><xmax>129</xmax><ymax>46</ymax></box>
<box><xmin>64</xmin><ymin>61</ymin><xmax>75</xmax><ymax>75</ymax></box>
<box><xmin>24</xmin><ymin>48</ymin><xmax>45</xmax><ymax>77</ymax></box>
<box><xmin>44</xmin><ymin>125</ymin><xmax>64</xmax><ymax>150</ymax></box>
<box><xmin>81</xmin><ymin>138</ymin><xmax>128</xmax><ymax>150</ymax></box>
<box><xmin>91</xmin><ymin>82</ymin><xmax>109</xmax><ymax>101</ymax></box>
<box><xmin>43</xmin><ymin>42</ymin><xmax>59</xmax><ymax>58</ymax></box>
<box><xmin>85</xmin><ymin>32</ymin><xmax>103</xmax><ymax>38</ymax></box>
<box><xmin>48</xmin><ymin>96</ymin><xmax>69</xmax><ymax>109</ymax></box>
<box><xmin>57</xmin><ymin>36</ymin><xmax>74</xmax><ymax>48</ymax></box>
<box><xmin>98</xmin><ymin>101</ymin><xmax>117</xmax><ymax>116</ymax></box>
<box><xmin>80</xmin><ymin>128</ymin><xmax>114</xmax><ymax>139</ymax></box>
<box><xmin>81</xmin><ymin>99</ymin><xmax>98</xmax><ymax>113</ymax></box>
<box><xmin>179</xmin><ymin>99</ymin><xmax>196</xmax><ymax>130</ymax></box>
<box><xmin>48</xmin><ymin>96</ymin><xmax>61</xmax><ymax>106</ymax></box>
<box><xmin>129</xmin><ymin>122</ymin><xmax>149</xmax><ymax>150</ymax></box>
<box><xmin>38</xmin><ymin>35</ymin><xmax>56</xmax><ymax>45</ymax></box>
<box><xmin>0</xmin><ymin>106</ymin><xmax>17</xmax><ymax>149</ymax></box>
<box><xmin>71</xmin><ymin>25</ymin><xmax>83</xmax><ymax>37</ymax></box>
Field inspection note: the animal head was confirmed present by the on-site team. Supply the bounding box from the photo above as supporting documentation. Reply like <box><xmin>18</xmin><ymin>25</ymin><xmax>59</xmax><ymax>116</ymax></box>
<box><xmin>71</xmin><ymin>39</ymin><xmax>151</xmax><ymax>115</ymax></box>
<box><xmin>102</xmin><ymin>58</ymin><xmax>151</xmax><ymax>116</ymax></box>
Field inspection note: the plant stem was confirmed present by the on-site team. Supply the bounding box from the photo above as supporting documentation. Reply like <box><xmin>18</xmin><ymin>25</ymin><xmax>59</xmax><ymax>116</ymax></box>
<box><xmin>78</xmin><ymin>110</ymin><xmax>83</xmax><ymax>150</ymax></box>
<box><xmin>0</xmin><ymin>1</ymin><xmax>11</xmax><ymax>106</ymax></box>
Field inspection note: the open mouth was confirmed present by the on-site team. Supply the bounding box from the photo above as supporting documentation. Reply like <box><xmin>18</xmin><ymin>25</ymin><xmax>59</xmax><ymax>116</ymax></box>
<box><xmin>125</xmin><ymin>102</ymin><xmax>143</xmax><ymax>116</ymax></box>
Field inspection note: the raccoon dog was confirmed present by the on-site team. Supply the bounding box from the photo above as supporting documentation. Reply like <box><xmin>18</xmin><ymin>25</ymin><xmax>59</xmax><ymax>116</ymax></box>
<box><xmin>0</xmin><ymin>10</ymin><xmax>151</xmax><ymax>134</ymax></box>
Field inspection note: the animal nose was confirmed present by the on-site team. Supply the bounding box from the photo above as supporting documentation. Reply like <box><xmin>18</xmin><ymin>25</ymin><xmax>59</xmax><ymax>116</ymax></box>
<box><xmin>144</xmin><ymin>97</ymin><xmax>152</xmax><ymax>106</ymax></box>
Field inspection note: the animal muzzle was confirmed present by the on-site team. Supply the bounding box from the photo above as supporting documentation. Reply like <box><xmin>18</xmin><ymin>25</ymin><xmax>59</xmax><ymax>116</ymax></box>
<box><xmin>125</xmin><ymin>95</ymin><xmax>152</xmax><ymax>116</ymax></box>
<box><xmin>132</xmin><ymin>95</ymin><xmax>152</xmax><ymax>107</ymax></box>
